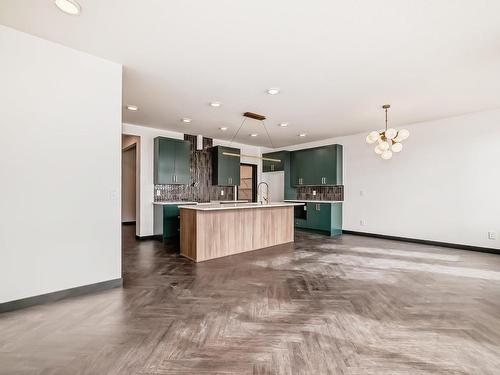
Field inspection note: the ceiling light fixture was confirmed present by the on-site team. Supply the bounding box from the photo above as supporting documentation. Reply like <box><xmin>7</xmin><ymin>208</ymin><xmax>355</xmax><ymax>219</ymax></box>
<box><xmin>366</xmin><ymin>104</ymin><xmax>409</xmax><ymax>160</ymax></box>
<box><xmin>298</xmin><ymin>133</ymin><xmax>307</xmax><ymax>137</ymax></box>
<box><xmin>126</xmin><ymin>105</ymin><xmax>138</xmax><ymax>111</ymax></box>
<box><xmin>279</xmin><ymin>122</ymin><xmax>288</xmax><ymax>127</ymax></box>
<box><xmin>54</xmin><ymin>0</ymin><xmax>81</xmax><ymax>15</ymax></box>
<box><xmin>210</xmin><ymin>102</ymin><xmax>222</xmax><ymax>108</ymax></box>
<box><xmin>181</xmin><ymin>118</ymin><xmax>192</xmax><ymax>123</ymax></box>
<box><xmin>219</xmin><ymin>127</ymin><xmax>228</xmax><ymax>131</ymax></box>
<box><xmin>223</xmin><ymin>112</ymin><xmax>280</xmax><ymax>162</ymax></box>
<box><xmin>267</xmin><ymin>88</ymin><xmax>280</xmax><ymax>95</ymax></box>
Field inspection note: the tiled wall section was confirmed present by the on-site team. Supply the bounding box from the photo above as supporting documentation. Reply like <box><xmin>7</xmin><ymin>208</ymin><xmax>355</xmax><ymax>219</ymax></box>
<box><xmin>154</xmin><ymin>135</ymin><xmax>234</xmax><ymax>202</ymax></box>
<box><xmin>296</xmin><ymin>185</ymin><xmax>344</xmax><ymax>201</ymax></box>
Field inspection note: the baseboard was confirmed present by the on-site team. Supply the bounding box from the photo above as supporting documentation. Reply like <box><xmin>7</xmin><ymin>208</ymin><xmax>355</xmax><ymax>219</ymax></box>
<box><xmin>342</xmin><ymin>230</ymin><xmax>500</xmax><ymax>255</ymax></box>
<box><xmin>0</xmin><ymin>278</ymin><xmax>123</xmax><ymax>314</ymax></box>
<box><xmin>135</xmin><ymin>234</ymin><xmax>162</xmax><ymax>241</ymax></box>
<box><xmin>122</xmin><ymin>221</ymin><xmax>136</xmax><ymax>225</ymax></box>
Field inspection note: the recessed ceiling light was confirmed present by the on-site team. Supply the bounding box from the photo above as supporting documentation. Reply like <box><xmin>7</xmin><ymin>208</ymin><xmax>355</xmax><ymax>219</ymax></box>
<box><xmin>181</xmin><ymin>118</ymin><xmax>192</xmax><ymax>123</ymax></box>
<box><xmin>298</xmin><ymin>133</ymin><xmax>307</xmax><ymax>137</ymax></box>
<box><xmin>267</xmin><ymin>88</ymin><xmax>280</xmax><ymax>95</ymax></box>
<box><xmin>54</xmin><ymin>0</ymin><xmax>81</xmax><ymax>15</ymax></box>
<box><xmin>210</xmin><ymin>102</ymin><xmax>222</xmax><ymax>108</ymax></box>
<box><xmin>279</xmin><ymin>122</ymin><xmax>288</xmax><ymax>127</ymax></box>
<box><xmin>219</xmin><ymin>127</ymin><xmax>228</xmax><ymax>131</ymax></box>
<box><xmin>250</xmin><ymin>133</ymin><xmax>258</xmax><ymax>137</ymax></box>
<box><xmin>126</xmin><ymin>105</ymin><xmax>138</xmax><ymax>111</ymax></box>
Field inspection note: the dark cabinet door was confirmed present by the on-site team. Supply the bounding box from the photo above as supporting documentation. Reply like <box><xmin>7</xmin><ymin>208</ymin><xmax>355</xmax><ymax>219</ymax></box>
<box><xmin>174</xmin><ymin>141</ymin><xmax>191</xmax><ymax>185</ymax></box>
<box><xmin>263</xmin><ymin>151</ymin><xmax>285</xmax><ymax>172</ymax></box>
<box><xmin>291</xmin><ymin>145</ymin><xmax>343</xmax><ymax>186</ymax></box>
<box><xmin>212</xmin><ymin>146</ymin><xmax>241</xmax><ymax>186</ymax></box>
<box><xmin>154</xmin><ymin>137</ymin><xmax>191</xmax><ymax>185</ymax></box>
<box><xmin>308</xmin><ymin>203</ymin><xmax>332</xmax><ymax>231</ymax></box>
<box><xmin>290</xmin><ymin>150</ymin><xmax>310</xmax><ymax>186</ymax></box>
<box><xmin>315</xmin><ymin>145</ymin><xmax>343</xmax><ymax>186</ymax></box>
<box><xmin>154</xmin><ymin>137</ymin><xmax>176</xmax><ymax>184</ymax></box>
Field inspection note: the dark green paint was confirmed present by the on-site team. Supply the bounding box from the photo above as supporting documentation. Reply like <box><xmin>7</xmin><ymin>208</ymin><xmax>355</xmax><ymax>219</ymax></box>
<box><xmin>211</xmin><ymin>146</ymin><xmax>241</xmax><ymax>186</ymax></box>
<box><xmin>162</xmin><ymin>205</ymin><xmax>181</xmax><ymax>239</ymax></box>
<box><xmin>294</xmin><ymin>203</ymin><xmax>343</xmax><ymax>237</ymax></box>
<box><xmin>290</xmin><ymin>144</ymin><xmax>343</xmax><ymax>186</ymax></box>
<box><xmin>154</xmin><ymin>137</ymin><xmax>191</xmax><ymax>185</ymax></box>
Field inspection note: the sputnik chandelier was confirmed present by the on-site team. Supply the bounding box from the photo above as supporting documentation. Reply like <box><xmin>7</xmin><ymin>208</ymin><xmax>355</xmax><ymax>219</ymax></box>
<box><xmin>366</xmin><ymin>104</ymin><xmax>409</xmax><ymax>160</ymax></box>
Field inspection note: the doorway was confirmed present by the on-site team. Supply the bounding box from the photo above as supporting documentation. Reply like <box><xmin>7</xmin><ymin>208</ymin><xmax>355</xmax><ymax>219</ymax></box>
<box><xmin>122</xmin><ymin>145</ymin><xmax>136</xmax><ymax>224</ymax></box>
<box><xmin>238</xmin><ymin>163</ymin><xmax>257</xmax><ymax>202</ymax></box>
<box><xmin>122</xmin><ymin>134</ymin><xmax>140</xmax><ymax>229</ymax></box>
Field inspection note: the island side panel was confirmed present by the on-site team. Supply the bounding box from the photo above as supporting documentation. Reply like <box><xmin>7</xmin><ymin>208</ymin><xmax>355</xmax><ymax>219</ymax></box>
<box><xmin>194</xmin><ymin>206</ymin><xmax>294</xmax><ymax>262</ymax></box>
<box><xmin>180</xmin><ymin>208</ymin><xmax>198</xmax><ymax>261</ymax></box>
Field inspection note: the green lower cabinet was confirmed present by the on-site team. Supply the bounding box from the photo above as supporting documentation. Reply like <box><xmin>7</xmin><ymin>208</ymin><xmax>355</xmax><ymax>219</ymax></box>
<box><xmin>330</xmin><ymin>203</ymin><xmax>343</xmax><ymax>237</ymax></box>
<box><xmin>294</xmin><ymin>203</ymin><xmax>342</xmax><ymax>236</ymax></box>
<box><xmin>308</xmin><ymin>203</ymin><xmax>331</xmax><ymax>232</ymax></box>
<box><xmin>163</xmin><ymin>205</ymin><xmax>181</xmax><ymax>239</ymax></box>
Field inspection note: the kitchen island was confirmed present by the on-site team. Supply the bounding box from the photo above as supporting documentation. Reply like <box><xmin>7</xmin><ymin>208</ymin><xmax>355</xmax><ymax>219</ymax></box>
<box><xmin>180</xmin><ymin>202</ymin><xmax>304</xmax><ymax>262</ymax></box>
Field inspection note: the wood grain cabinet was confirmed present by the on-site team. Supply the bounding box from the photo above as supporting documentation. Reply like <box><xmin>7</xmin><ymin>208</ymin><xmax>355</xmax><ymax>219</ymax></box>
<box><xmin>211</xmin><ymin>146</ymin><xmax>241</xmax><ymax>186</ymax></box>
<box><xmin>154</xmin><ymin>137</ymin><xmax>191</xmax><ymax>185</ymax></box>
<box><xmin>290</xmin><ymin>144</ymin><xmax>343</xmax><ymax>186</ymax></box>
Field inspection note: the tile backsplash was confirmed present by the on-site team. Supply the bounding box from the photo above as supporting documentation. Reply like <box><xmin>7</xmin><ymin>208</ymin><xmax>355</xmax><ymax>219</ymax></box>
<box><xmin>296</xmin><ymin>185</ymin><xmax>344</xmax><ymax>201</ymax></box>
<box><xmin>154</xmin><ymin>135</ymin><xmax>234</xmax><ymax>203</ymax></box>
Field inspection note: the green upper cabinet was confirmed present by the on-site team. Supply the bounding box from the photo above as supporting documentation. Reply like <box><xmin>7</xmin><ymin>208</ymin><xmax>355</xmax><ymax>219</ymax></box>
<box><xmin>154</xmin><ymin>137</ymin><xmax>191</xmax><ymax>185</ymax></box>
<box><xmin>290</xmin><ymin>144</ymin><xmax>343</xmax><ymax>186</ymax></box>
<box><xmin>262</xmin><ymin>151</ymin><xmax>286</xmax><ymax>172</ymax></box>
<box><xmin>212</xmin><ymin>146</ymin><xmax>240</xmax><ymax>186</ymax></box>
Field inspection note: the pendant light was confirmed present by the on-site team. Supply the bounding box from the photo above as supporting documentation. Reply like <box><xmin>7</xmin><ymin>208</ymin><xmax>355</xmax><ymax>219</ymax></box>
<box><xmin>366</xmin><ymin>105</ymin><xmax>409</xmax><ymax>160</ymax></box>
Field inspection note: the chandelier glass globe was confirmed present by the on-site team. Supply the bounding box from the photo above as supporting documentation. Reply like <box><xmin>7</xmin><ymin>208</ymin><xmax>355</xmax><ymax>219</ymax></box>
<box><xmin>378</xmin><ymin>140</ymin><xmax>390</xmax><ymax>151</ymax></box>
<box><xmin>374</xmin><ymin>145</ymin><xmax>383</xmax><ymax>154</ymax></box>
<box><xmin>391</xmin><ymin>142</ymin><xmax>403</xmax><ymax>153</ymax></box>
<box><xmin>385</xmin><ymin>128</ymin><xmax>397</xmax><ymax>139</ymax></box>
<box><xmin>396</xmin><ymin>129</ymin><xmax>410</xmax><ymax>141</ymax></box>
<box><xmin>381</xmin><ymin>150</ymin><xmax>393</xmax><ymax>160</ymax></box>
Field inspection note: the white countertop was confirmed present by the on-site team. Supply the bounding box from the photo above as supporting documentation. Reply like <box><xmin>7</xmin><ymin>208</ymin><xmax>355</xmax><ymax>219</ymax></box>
<box><xmin>153</xmin><ymin>201</ymin><xmax>198</xmax><ymax>205</ymax></box>
<box><xmin>180</xmin><ymin>202</ymin><xmax>304</xmax><ymax>211</ymax></box>
<box><xmin>285</xmin><ymin>199</ymin><xmax>343</xmax><ymax>204</ymax></box>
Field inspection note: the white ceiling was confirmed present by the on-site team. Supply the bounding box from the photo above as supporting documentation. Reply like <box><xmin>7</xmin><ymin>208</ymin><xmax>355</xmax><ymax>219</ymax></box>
<box><xmin>2</xmin><ymin>0</ymin><xmax>500</xmax><ymax>147</ymax></box>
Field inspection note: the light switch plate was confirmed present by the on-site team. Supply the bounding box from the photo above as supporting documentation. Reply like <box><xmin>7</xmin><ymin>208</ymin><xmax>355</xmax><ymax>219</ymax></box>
<box><xmin>488</xmin><ymin>231</ymin><xmax>496</xmax><ymax>240</ymax></box>
<box><xmin>312</xmin><ymin>190</ymin><xmax>316</xmax><ymax>196</ymax></box>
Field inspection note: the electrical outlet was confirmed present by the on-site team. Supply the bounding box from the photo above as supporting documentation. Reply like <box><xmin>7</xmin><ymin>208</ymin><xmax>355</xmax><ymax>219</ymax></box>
<box><xmin>488</xmin><ymin>231</ymin><xmax>496</xmax><ymax>240</ymax></box>
<box><xmin>312</xmin><ymin>190</ymin><xmax>316</xmax><ymax>196</ymax></box>
<box><xmin>360</xmin><ymin>219</ymin><xmax>365</xmax><ymax>226</ymax></box>
<box><xmin>220</xmin><ymin>190</ymin><xmax>224</xmax><ymax>196</ymax></box>
<box><xmin>156</xmin><ymin>189</ymin><xmax>161</xmax><ymax>196</ymax></box>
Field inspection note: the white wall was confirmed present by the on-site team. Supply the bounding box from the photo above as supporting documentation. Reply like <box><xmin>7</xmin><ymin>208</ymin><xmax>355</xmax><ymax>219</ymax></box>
<box><xmin>122</xmin><ymin>123</ymin><xmax>262</xmax><ymax>236</ymax></box>
<box><xmin>277</xmin><ymin>109</ymin><xmax>500</xmax><ymax>249</ymax></box>
<box><xmin>0</xmin><ymin>26</ymin><xmax>122</xmax><ymax>303</ymax></box>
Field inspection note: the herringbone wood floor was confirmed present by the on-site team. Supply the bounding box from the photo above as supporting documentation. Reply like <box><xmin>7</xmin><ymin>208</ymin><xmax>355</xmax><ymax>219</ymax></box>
<box><xmin>1</xmin><ymin>226</ymin><xmax>500</xmax><ymax>374</ymax></box>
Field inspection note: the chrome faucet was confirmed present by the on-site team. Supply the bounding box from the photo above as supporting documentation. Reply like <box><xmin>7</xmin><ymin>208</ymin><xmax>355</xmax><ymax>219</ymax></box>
<box><xmin>257</xmin><ymin>182</ymin><xmax>270</xmax><ymax>205</ymax></box>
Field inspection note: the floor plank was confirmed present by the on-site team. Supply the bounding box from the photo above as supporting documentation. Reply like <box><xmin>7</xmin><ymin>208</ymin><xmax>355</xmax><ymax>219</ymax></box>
<box><xmin>1</xmin><ymin>226</ymin><xmax>500</xmax><ymax>374</ymax></box>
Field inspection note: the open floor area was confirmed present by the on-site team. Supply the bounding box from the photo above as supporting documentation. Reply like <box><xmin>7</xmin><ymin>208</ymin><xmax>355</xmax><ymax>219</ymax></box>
<box><xmin>1</xmin><ymin>226</ymin><xmax>500</xmax><ymax>374</ymax></box>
